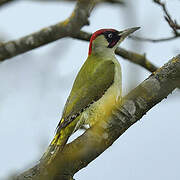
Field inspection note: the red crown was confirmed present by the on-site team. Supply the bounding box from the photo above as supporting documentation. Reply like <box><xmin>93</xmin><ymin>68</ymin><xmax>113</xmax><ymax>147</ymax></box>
<box><xmin>88</xmin><ymin>29</ymin><xmax>116</xmax><ymax>55</ymax></box>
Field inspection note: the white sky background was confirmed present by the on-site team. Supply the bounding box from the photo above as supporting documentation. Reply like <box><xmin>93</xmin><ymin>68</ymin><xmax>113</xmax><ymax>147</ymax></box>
<box><xmin>0</xmin><ymin>0</ymin><xmax>180</xmax><ymax>179</ymax></box>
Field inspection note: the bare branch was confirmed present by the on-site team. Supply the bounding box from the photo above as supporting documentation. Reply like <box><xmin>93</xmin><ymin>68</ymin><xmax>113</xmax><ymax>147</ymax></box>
<box><xmin>0</xmin><ymin>0</ymin><xmax>97</xmax><ymax>62</ymax></box>
<box><xmin>153</xmin><ymin>0</ymin><xmax>180</xmax><ymax>34</ymax></box>
<box><xmin>129</xmin><ymin>0</ymin><xmax>180</xmax><ymax>43</ymax></box>
<box><xmin>29</xmin><ymin>0</ymin><xmax>124</xmax><ymax>5</ymax></box>
<box><xmin>0</xmin><ymin>28</ymin><xmax>158</xmax><ymax>74</ymax></box>
<box><xmin>130</xmin><ymin>34</ymin><xmax>180</xmax><ymax>42</ymax></box>
<box><xmin>115</xmin><ymin>47</ymin><xmax>158</xmax><ymax>72</ymax></box>
<box><xmin>0</xmin><ymin>0</ymin><xmax>14</xmax><ymax>7</ymax></box>
<box><xmin>16</xmin><ymin>54</ymin><xmax>180</xmax><ymax>180</ymax></box>
<box><xmin>102</xmin><ymin>0</ymin><xmax>124</xmax><ymax>4</ymax></box>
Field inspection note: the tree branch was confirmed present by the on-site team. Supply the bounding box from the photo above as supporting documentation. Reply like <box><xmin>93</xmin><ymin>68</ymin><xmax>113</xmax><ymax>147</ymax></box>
<box><xmin>0</xmin><ymin>0</ymin><xmax>97</xmax><ymax>62</ymax></box>
<box><xmin>131</xmin><ymin>0</ymin><xmax>180</xmax><ymax>43</ymax></box>
<box><xmin>29</xmin><ymin>0</ymin><xmax>124</xmax><ymax>5</ymax></box>
<box><xmin>0</xmin><ymin>0</ymin><xmax>14</xmax><ymax>7</ymax></box>
<box><xmin>0</xmin><ymin>1</ymin><xmax>156</xmax><ymax>74</ymax></box>
<box><xmin>115</xmin><ymin>47</ymin><xmax>157</xmax><ymax>72</ymax></box>
<box><xmin>0</xmin><ymin>28</ymin><xmax>158</xmax><ymax>74</ymax></box>
<box><xmin>16</xmin><ymin>55</ymin><xmax>180</xmax><ymax>180</ymax></box>
<box><xmin>154</xmin><ymin>0</ymin><xmax>180</xmax><ymax>34</ymax></box>
<box><xmin>130</xmin><ymin>34</ymin><xmax>180</xmax><ymax>43</ymax></box>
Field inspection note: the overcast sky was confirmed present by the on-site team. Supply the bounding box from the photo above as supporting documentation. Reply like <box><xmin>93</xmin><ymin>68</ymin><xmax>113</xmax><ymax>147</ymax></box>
<box><xmin>0</xmin><ymin>1</ymin><xmax>180</xmax><ymax>179</ymax></box>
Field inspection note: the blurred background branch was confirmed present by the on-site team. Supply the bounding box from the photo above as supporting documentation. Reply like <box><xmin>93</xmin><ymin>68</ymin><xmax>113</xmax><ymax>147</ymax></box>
<box><xmin>0</xmin><ymin>0</ymin><xmax>14</xmax><ymax>7</ymax></box>
<box><xmin>29</xmin><ymin>0</ymin><xmax>124</xmax><ymax>5</ymax></box>
<box><xmin>130</xmin><ymin>0</ymin><xmax>180</xmax><ymax>42</ymax></box>
<box><xmin>0</xmin><ymin>28</ymin><xmax>157</xmax><ymax>73</ymax></box>
<box><xmin>0</xmin><ymin>0</ymin><xmax>97</xmax><ymax>61</ymax></box>
<box><xmin>153</xmin><ymin>0</ymin><xmax>180</xmax><ymax>34</ymax></box>
<box><xmin>130</xmin><ymin>35</ymin><xmax>180</xmax><ymax>42</ymax></box>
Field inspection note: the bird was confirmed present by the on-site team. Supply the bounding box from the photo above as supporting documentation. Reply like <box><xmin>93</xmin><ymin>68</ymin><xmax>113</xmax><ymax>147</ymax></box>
<box><xmin>41</xmin><ymin>27</ymin><xmax>140</xmax><ymax>162</ymax></box>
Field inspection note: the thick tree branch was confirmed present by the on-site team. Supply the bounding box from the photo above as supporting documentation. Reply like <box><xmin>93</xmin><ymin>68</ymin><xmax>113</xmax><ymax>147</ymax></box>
<box><xmin>0</xmin><ymin>0</ymin><xmax>97</xmax><ymax>62</ymax></box>
<box><xmin>16</xmin><ymin>55</ymin><xmax>180</xmax><ymax>180</ymax></box>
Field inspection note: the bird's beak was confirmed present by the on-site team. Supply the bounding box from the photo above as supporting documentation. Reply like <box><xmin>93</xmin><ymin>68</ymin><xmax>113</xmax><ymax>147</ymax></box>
<box><xmin>119</xmin><ymin>27</ymin><xmax>140</xmax><ymax>38</ymax></box>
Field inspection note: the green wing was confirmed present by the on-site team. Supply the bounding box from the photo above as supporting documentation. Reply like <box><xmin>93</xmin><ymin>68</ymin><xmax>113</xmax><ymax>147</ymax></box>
<box><xmin>41</xmin><ymin>58</ymin><xmax>115</xmax><ymax>162</ymax></box>
<box><xmin>58</xmin><ymin>56</ymin><xmax>115</xmax><ymax>130</ymax></box>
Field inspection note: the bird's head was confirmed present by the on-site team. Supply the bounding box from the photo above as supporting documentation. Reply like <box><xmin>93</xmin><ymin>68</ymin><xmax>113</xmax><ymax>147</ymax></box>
<box><xmin>88</xmin><ymin>27</ymin><xmax>140</xmax><ymax>56</ymax></box>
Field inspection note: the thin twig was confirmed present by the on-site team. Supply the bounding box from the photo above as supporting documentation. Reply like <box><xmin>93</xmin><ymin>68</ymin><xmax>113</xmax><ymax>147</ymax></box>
<box><xmin>154</xmin><ymin>0</ymin><xmax>180</xmax><ymax>34</ymax></box>
<box><xmin>130</xmin><ymin>34</ymin><xmax>180</xmax><ymax>42</ymax></box>
<box><xmin>130</xmin><ymin>0</ymin><xmax>180</xmax><ymax>43</ymax></box>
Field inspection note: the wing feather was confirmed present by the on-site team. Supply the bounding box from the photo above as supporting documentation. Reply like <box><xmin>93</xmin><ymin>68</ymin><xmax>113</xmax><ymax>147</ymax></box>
<box><xmin>58</xmin><ymin>56</ymin><xmax>115</xmax><ymax>130</ymax></box>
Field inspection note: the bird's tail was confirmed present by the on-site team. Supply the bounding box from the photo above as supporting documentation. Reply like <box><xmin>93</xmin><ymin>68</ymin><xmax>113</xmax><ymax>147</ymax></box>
<box><xmin>40</xmin><ymin>126</ymin><xmax>69</xmax><ymax>163</ymax></box>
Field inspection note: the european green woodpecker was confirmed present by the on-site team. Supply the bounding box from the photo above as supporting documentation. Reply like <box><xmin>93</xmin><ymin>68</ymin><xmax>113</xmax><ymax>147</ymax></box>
<box><xmin>42</xmin><ymin>27</ymin><xmax>140</xmax><ymax>161</ymax></box>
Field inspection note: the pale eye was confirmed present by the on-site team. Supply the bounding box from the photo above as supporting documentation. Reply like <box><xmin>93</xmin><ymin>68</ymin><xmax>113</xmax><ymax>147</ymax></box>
<box><xmin>108</xmin><ymin>33</ymin><xmax>113</xmax><ymax>38</ymax></box>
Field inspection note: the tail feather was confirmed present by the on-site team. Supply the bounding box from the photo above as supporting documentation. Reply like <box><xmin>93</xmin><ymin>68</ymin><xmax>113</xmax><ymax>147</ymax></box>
<box><xmin>40</xmin><ymin>131</ymin><xmax>68</xmax><ymax>163</ymax></box>
<box><xmin>40</xmin><ymin>116</ymin><xmax>81</xmax><ymax>163</ymax></box>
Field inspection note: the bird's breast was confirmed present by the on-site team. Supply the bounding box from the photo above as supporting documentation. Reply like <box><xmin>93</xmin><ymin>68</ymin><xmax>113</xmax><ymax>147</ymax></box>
<box><xmin>82</xmin><ymin>56</ymin><xmax>122</xmax><ymax>127</ymax></box>
<box><xmin>82</xmin><ymin>81</ymin><xmax>122</xmax><ymax>127</ymax></box>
